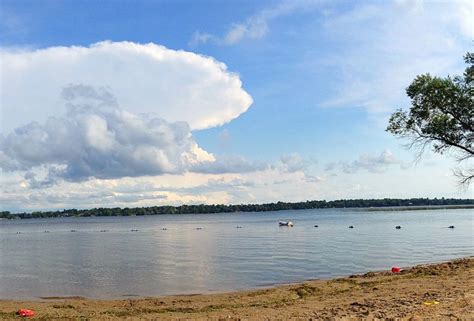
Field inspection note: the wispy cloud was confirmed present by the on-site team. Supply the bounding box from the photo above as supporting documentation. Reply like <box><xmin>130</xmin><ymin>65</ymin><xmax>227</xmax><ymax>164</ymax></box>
<box><xmin>190</xmin><ymin>0</ymin><xmax>321</xmax><ymax>46</ymax></box>
<box><xmin>325</xmin><ymin>150</ymin><xmax>408</xmax><ymax>174</ymax></box>
<box><xmin>188</xmin><ymin>31</ymin><xmax>214</xmax><ymax>47</ymax></box>
<box><xmin>217</xmin><ymin>129</ymin><xmax>231</xmax><ymax>147</ymax></box>
<box><xmin>280</xmin><ymin>153</ymin><xmax>306</xmax><ymax>172</ymax></box>
<box><xmin>190</xmin><ymin>155</ymin><xmax>268</xmax><ymax>174</ymax></box>
<box><xmin>0</xmin><ymin>7</ymin><xmax>29</xmax><ymax>40</ymax></box>
<box><xmin>320</xmin><ymin>0</ymin><xmax>472</xmax><ymax>115</ymax></box>
<box><xmin>222</xmin><ymin>14</ymin><xmax>269</xmax><ymax>45</ymax></box>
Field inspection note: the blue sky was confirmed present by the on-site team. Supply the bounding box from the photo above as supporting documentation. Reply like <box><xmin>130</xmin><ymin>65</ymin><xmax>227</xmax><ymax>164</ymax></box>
<box><xmin>0</xmin><ymin>0</ymin><xmax>472</xmax><ymax>211</ymax></box>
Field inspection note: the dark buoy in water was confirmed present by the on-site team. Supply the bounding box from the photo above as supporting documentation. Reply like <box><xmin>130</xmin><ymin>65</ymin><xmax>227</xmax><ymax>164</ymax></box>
<box><xmin>448</xmin><ymin>225</ymin><xmax>455</xmax><ymax>229</ymax></box>
<box><xmin>314</xmin><ymin>225</ymin><xmax>318</xmax><ymax>228</ymax></box>
<box><xmin>395</xmin><ymin>226</ymin><xmax>401</xmax><ymax>229</ymax></box>
<box><xmin>348</xmin><ymin>225</ymin><xmax>354</xmax><ymax>229</ymax></box>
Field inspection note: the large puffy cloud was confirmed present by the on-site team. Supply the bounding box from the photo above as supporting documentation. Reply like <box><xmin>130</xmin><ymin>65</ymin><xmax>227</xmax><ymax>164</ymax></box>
<box><xmin>0</xmin><ymin>41</ymin><xmax>253</xmax><ymax>132</ymax></box>
<box><xmin>0</xmin><ymin>41</ymin><xmax>257</xmax><ymax>185</ymax></box>
<box><xmin>0</xmin><ymin>85</ymin><xmax>215</xmax><ymax>184</ymax></box>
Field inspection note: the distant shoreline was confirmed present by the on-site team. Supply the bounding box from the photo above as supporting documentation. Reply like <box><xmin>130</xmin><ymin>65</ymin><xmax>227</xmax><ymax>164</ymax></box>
<box><xmin>1</xmin><ymin>198</ymin><xmax>473</xmax><ymax>220</ymax></box>
<box><xmin>363</xmin><ymin>204</ymin><xmax>474</xmax><ymax>211</ymax></box>
<box><xmin>1</xmin><ymin>257</ymin><xmax>472</xmax><ymax>320</ymax></box>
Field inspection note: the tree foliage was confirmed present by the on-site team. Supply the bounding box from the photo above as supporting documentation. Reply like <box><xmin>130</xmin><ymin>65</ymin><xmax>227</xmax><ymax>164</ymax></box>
<box><xmin>1</xmin><ymin>198</ymin><xmax>473</xmax><ymax>219</ymax></box>
<box><xmin>387</xmin><ymin>53</ymin><xmax>473</xmax><ymax>185</ymax></box>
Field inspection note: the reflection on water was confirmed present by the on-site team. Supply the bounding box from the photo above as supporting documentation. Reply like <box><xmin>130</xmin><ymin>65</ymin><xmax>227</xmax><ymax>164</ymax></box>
<box><xmin>0</xmin><ymin>208</ymin><xmax>472</xmax><ymax>299</ymax></box>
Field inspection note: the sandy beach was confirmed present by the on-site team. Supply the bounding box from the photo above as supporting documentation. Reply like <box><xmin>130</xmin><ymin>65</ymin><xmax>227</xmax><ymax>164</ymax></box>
<box><xmin>0</xmin><ymin>257</ymin><xmax>472</xmax><ymax>320</ymax></box>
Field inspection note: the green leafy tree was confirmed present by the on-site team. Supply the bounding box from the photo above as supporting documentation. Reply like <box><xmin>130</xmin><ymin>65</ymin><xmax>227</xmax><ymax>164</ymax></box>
<box><xmin>387</xmin><ymin>53</ymin><xmax>473</xmax><ymax>185</ymax></box>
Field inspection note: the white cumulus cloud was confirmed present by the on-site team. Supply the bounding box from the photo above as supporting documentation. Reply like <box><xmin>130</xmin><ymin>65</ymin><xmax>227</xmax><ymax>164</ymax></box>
<box><xmin>0</xmin><ymin>41</ymin><xmax>253</xmax><ymax>132</ymax></box>
<box><xmin>0</xmin><ymin>85</ymin><xmax>215</xmax><ymax>185</ymax></box>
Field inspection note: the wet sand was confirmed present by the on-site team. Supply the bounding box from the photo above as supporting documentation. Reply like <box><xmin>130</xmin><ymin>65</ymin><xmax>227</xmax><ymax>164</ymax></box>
<box><xmin>0</xmin><ymin>257</ymin><xmax>472</xmax><ymax>320</ymax></box>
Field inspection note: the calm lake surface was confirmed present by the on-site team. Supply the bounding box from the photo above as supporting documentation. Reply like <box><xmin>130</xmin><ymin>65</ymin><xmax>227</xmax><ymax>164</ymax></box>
<box><xmin>0</xmin><ymin>208</ymin><xmax>472</xmax><ymax>299</ymax></box>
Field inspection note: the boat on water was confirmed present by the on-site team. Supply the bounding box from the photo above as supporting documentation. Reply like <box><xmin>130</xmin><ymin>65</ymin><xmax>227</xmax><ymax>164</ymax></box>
<box><xmin>279</xmin><ymin>221</ymin><xmax>294</xmax><ymax>227</ymax></box>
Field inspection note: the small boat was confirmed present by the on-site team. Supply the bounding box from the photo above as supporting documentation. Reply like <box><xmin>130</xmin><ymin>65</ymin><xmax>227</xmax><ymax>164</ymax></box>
<box><xmin>279</xmin><ymin>221</ymin><xmax>294</xmax><ymax>227</ymax></box>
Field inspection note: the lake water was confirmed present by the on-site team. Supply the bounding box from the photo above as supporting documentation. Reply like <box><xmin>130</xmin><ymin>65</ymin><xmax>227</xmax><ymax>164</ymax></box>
<box><xmin>0</xmin><ymin>208</ymin><xmax>472</xmax><ymax>299</ymax></box>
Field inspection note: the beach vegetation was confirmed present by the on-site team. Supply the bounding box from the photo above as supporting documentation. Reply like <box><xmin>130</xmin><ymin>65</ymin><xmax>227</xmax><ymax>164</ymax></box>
<box><xmin>387</xmin><ymin>52</ymin><xmax>473</xmax><ymax>185</ymax></box>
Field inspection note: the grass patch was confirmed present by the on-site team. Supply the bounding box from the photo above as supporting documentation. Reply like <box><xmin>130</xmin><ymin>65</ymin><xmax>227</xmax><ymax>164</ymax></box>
<box><xmin>102</xmin><ymin>306</ymin><xmax>197</xmax><ymax>317</ymax></box>
<box><xmin>292</xmin><ymin>284</ymin><xmax>320</xmax><ymax>299</ymax></box>
<box><xmin>408</xmin><ymin>268</ymin><xmax>443</xmax><ymax>277</ymax></box>
<box><xmin>357</xmin><ymin>278</ymin><xmax>395</xmax><ymax>288</ymax></box>
<box><xmin>247</xmin><ymin>289</ymin><xmax>270</xmax><ymax>297</ymax></box>
<box><xmin>330</xmin><ymin>278</ymin><xmax>358</xmax><ymax>285</ymax></box>
<box><xmin>0</xmin><ymin>311</ymin><xmax>19</xmax><ymax>319</ymax></box>
<box><xmin>52</xmin><ymin>304</ymin><xmax>75</xmax><ymax>309</ymax></box>
<box><xmin>162</xmin><ymin>307</ymin><xmax>196</xmax><ymax>313</ymax></box>
<box><xmin>102</xmin><ymin>309</ymin><xmax>136</xmax><ymax>317</ymax></box>
<box><xmin>98</xmin><ymin>294</ymin><xmax>298</xmax><ymax>317</ymax></box>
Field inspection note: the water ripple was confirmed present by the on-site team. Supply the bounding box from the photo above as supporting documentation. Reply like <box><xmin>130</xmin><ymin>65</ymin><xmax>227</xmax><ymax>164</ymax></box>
<box><xmin>0</xmin><ymin>208</ymin><xmax>472</xmax><ymax>299</ymax></box>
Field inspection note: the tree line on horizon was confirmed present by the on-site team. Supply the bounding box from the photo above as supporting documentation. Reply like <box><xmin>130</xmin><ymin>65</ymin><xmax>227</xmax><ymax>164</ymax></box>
<box><xmin>1</xmin><ymin>198</ymin><xmax>473</xmax><ymax>220</ymax></box>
